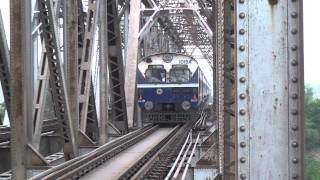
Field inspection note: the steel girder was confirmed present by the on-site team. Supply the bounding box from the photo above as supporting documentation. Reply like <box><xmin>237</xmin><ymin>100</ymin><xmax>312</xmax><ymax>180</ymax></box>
<box><xmin>38</xmin><ymin>0</ymin><xmax>77</xmax><ymax>160</ymax></box>
<box><xmin>105</xmin><ymin>0</ymin><xmax>128</xmax><ymax>134</ymax></box>
<box><xmin>0</xmin><ymin>13</ymin><xmax>10</xmax><ymax>117</ymax></box>
<box><xmin>236</xmin><ymin>0</ymin><xmax>304</xmax><ymax>179</ymax></box>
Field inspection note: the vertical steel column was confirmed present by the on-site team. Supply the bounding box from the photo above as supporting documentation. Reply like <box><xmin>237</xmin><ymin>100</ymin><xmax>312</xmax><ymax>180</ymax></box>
<box><xmin>0</xmin><ymin>12</ymin><xmax>10</xmax><ymax>117</ymax></box>
<box><xmin>32</xmin><ymin>43</ymin><xmax>50</xmax><ymax>150</ymax></box>
<box><xmin>78</xmin><ymin>0</ymin><xmax>99</xmax><ymax>132</ymax></box>
<box><xmin>236</xmin><ymin>0</ymin><xmax>304</xmax><ymax>179</ymax></box>
<box><xmin>125</xmin><ymin>0</ymin><xmax>141</xmax><ymax>128</ymax></box>
<box><xmin>223</xmin><ymin>0</ymin><xmax>236</xmax><ymax>179</ymax></box>
<box><xmin>105</xmin><ymin>0</ymin><xmax>128</xmax><ymax>133</ymax></box>
<box><xmin>64</xmin><ymin>0</ymin><xmax>79</xmax><ymax>154</ymax></box>
<box><xmin>10</xmin><ymin>0</ymin><xmax>32</xmax><ymax>178</ymax></box>
<box><xmin>38</xmin><ymin>0</ymin><xmax>76</xmax><ymax>160</ymax></box>
<box><xmin>99</xmin><ymin>0</ymin><xmax>108</xmax><ymax>144</ymax></box>
<box><xmin>216</xmin><ymin>0</ymin><xmax>225</xmax><ymax>178</ymax></box>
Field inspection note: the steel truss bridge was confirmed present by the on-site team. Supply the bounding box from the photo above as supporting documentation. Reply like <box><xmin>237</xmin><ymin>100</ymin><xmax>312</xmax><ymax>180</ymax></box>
<box><xmin>0</xmin><ymin>0</ymin><xmax>303</xmax><ymax>179</ymax></box>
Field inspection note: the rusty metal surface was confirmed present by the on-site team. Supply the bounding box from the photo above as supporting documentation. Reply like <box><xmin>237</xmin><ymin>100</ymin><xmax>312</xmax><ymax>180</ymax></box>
<box><xmin>236</xmin><ymin>0</ymin><xmax>304</xmax><ymax>179</ymax></box>
<box><xmin>83</xmin><ymin>128</ymin><xmax>174</xmax><ymax>179</ymax></box>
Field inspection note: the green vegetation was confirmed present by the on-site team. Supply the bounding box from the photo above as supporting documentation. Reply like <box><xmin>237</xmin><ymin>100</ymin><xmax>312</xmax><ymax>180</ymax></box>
<box><xmin>305</xmin><ymin>86</ymin><xmax>320</xmax><ymax>180</ymax></box>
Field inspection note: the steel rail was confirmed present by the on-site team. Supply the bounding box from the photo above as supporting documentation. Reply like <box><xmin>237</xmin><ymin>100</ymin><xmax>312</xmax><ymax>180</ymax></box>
<box><xmin>39</xmin><ymin>125</ymin><xmax>158</xmax><ymax>179</ymax></box>
<box><xmin>133</xmin><ymin>119</ymin><xmax>198</xmax><ymax>179</ymax></box>
<box><xmin>30</xmin><ymin>124</ymin><xmax>155</xmax><ymax>180</ymax></box>
<box><xmin>164</xmin><ymin>132</ymin><xmax>191</xmax><ymax>180</ymax></box>
<box><xmin>117</xmin><ymin>125</ymin><xmax>181</xmax><ymax>179</ymax></box>
<box><xmin>172</xmin><ymin>130</ymin><xmax>193</xmax><ymax>179</ymax></box>
<box><xmin>181</xmin><ymin>133</ymin><xmax>200</xmax><ymax>180</ymax></box>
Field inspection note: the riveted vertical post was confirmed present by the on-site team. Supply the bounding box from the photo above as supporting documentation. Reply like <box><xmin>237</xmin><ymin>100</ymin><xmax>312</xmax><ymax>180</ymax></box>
<box><xmin>236</xmin><ymin>0</ymin><xmax>249</xmax><ymax>179</ymax></box>
<box><xmin>236</xmin><ymin>0</ymin><xmax>304</xmax><ymax>179</ymax></box>
<box><xmin>288</xmin><ymin>0</ymin><xmax>304</xmax><ymax>179</ymax></box>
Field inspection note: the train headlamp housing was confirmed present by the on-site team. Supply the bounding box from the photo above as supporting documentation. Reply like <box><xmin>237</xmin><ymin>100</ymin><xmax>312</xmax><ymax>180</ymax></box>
<box><xmin>144</xmin><ymin>101</ymin><xmax>154</xmax><ymax>111</ymax></box>
<box><xmin>156</xmin><ymin>88</ymin><xmax>163</xmax><ymax>95</ymax></box>
<box><xmin>181</xmin><ymin>101</ymin><xmax>191</xmax><ymax>110</ymax></box>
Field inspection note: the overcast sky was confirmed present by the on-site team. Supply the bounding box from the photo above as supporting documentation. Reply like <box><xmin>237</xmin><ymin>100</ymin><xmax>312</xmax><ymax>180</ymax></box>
<box><xmin>0</xmin><ymin>1</ymin><xmax>319</xmax><ymax>93</ymax></box>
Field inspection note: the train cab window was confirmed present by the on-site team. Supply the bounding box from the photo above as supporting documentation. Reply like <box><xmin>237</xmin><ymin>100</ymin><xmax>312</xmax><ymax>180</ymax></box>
<box><xmin>169</xmin><ymin>65</ymin><xmax>191</xmax><ymax>83</ymax></box>
<box><xmin>145</xmin><ymin>65</ymin><xmax>166</xmax><ymax>83</ymax></box>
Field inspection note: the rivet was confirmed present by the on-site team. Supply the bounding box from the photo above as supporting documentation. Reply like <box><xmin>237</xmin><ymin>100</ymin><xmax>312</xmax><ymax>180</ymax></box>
<box><xmin>240</xmin><ymin>126</ymin><xmax>246</xmax><ymax>132</ymax></box>
<box><xmin>239</xmin><ymin>29</ymin><xmax>246</xmax><ymax>35</ymax></box>
<box><xmin>239</xmin><ymin>13</ymin><xmax>246</xmax><ymax>19</ymax></box>
<box><xmin>240</xmin><ymin>93</ymin><xmax>246</xmax><ymax>99</ymax></box>
<box><xmin>291</xmin><ymin>12</ymin><xmax>298</xmax><ymax>18</ymax></box>
<box><xmin>291</xmin><ymin>93</ymin><xmax>298</xmax><ymax>99</ymax></box>
<box><xmin>292</xmin><ymin>158</ymin><xmax>299</xmax><ymax>164</ymax></box>
<box><xmin>239</xmin><ymin>0</ymin><xmax>245</xmax><ymax>3</ymax></box>
<box><xmin>239</xmin><ymin>45</ymin><xmax>245</xmax><ymax>51</ymax></box>
<box><xmin>240</xmin><ymin>77</ymin><xmax>246</xmax><ymax>83</ymax></box>
<box><xmin>240</xmin><ymin>174</ymin><xmax>247</xmax><ymax>179</ymax></box>
<box><xmin>291</xmin><ymin>28</ymin><xmax>298</xmax><ymax>35</ymax></box>
<box><xmin>291</xmin><ymin>77</ymin><xmax>298</xmax><ymax>83</ymax></box>
<box><xmin>240</xmin><ymin>142</ymin><xmax>246</xmax><ymax>148</ymax></box>
<box><xmin>291</xmin><ymin>45</ymin><xmax>298</xmax><ymax>51</ymax></box>
<box><xmin>292</xmin><ymin>125</ymin><xmax>299</xmax><ymax>131</ymax></box>
<box><xmin>291</xmin><ymin>109</ymin><xmax>298</xmax><ymax>115</ymax></box>
<box><xmin>291</xmin><ymin>0</ymin><xmax>297</xmax><ymax>2</ymax></box>
<box><xmin>292</xmin><ymin>173</ymin><xmax>298</xmax><ymax>179</ymax></box>
<box><xmin>239</xmin><ymin>109</ymin><xmax>246</xmax><ymax>115</ymax></box>
<box><xmin>240</xmin><ymin>157</ymin><xmax>246</xmax><ymax>163</ymax></box>
<box><xmin>292</xmin><ymin>141</ymin><xmax>299</xmax><ymax>148</ymax></box>
<box><xmin>239</xmin><ymin>62</ymin><xmax>246</xmax><ymax>68</ymax></box>
<box><xmin>291</xmin><ymin>59</ymin><xmax>298</xmax><ymax>66</ymax></box>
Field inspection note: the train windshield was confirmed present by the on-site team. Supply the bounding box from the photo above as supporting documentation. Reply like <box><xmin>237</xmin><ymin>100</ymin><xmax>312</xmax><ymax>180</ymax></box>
<box><xmin>145</xmin><ymin>65</ymin><xmax>166</xmax><ymax>83</ymax></box>
<box><xmin>170</xmin><ymin>65</ymin><xmax>191</xmax><ymax>83</ymax></box>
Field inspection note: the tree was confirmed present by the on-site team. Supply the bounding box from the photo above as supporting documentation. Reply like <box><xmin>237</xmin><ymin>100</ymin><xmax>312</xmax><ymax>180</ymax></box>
<box><xmin>305</xmin><ymin>86</ymin><xmax>320</xmax><ymax>150</ymax></box>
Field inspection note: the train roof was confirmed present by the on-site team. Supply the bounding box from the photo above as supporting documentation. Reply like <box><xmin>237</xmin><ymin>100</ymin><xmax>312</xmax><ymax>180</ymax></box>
<box><xmin>139</xmin><ymin>53</ymin><xmax>198</xmax><ymax>64</ymax></box>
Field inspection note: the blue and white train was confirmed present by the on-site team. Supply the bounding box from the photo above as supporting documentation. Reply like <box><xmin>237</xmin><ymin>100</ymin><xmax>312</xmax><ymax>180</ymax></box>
<box><xmin>137</xmin><ymin>53</ymin><xmax>211</xmax><ymax>123</ymax></box>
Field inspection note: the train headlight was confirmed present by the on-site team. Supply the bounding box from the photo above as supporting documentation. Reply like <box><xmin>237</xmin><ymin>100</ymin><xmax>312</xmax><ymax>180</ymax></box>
<box><xmin>144</xmin><ymin>101</ymin><xmax>154</xmax><ymax>111</ymax></box>
<box><xmin>181</xmin><ymin>101</ymin><xmax>191</xmax><ymax>110</ymax></box>
<box><xmin>156</xmin><ymin>88</ymin><xmax>163</xmax><ymax>95</ymax></box>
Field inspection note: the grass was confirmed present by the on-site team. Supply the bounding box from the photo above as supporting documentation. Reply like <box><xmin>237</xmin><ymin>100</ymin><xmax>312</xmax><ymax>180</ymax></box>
<box><xmin>305</xmin><ymin>155</ymin><xmax>320</xmax><ymax>180</ymax></box>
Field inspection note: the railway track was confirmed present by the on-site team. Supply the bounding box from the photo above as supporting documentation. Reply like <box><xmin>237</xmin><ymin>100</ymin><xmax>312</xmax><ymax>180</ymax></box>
<box><xmin>129</xmin><ymin>120</ymin><xmax>197</xmax><ymax>179</ymax></box>
<box><xmin>30</xmin><ymin>114</ymin><xmax>204</xmax><ymax>180</ymax></box>
<box><xmin>31</xmin><ymin>124</ymin><xmax>177</xmax><ymax>180</ymax></box>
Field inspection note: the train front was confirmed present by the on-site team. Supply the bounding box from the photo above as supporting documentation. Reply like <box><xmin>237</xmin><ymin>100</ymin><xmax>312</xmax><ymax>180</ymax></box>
<box><xmin>137</xmin><ymin>53</ymin><xmax>200</xmax><ymax>123</ymax></box>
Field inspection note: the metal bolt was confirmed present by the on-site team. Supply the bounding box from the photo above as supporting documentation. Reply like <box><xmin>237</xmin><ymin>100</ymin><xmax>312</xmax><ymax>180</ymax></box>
<box><xmin>239</xmin><ymin>45</ymin><xmax>245</xmax><ymax>51</ymax></box>
<box><xmin>240</xmin><ymin>93</ymin><xmax>246</xmax><ymax>99</ymax></box>
<box><xmin>240</xmin><ymin>174</ymin><xmax>247</xmax><ymax>179</ymax></box>
<box><xmin>292</xmin><ymin>141</ymin><xmax>299</xmax><ymax>148</ymax></box>
<box><xmin>291</xmin><ymin>93</ymin><xmax>298</xmax><ymax>99</ymax></box>
<box><xmin>292</xmin><ymin>77</ymin><xmax>298</xmax><ymax>83</ymax></box>
<box><xmin>291</xmin><ymin>28</ymin><xmax>298</xmax><ymax>35</ymax></box>
<box><xmin>239</xmin><ymin>62</ymin><xmax>246</xmax><ymax>68</ymax></box>
<box><xmin>240</xmin><ymin>126</ymin><xmax>246</xmax><ymax>132</ymax></box>
<box><xmin>292</xmin><ymin>125</ymin><xmax>299</xmax><ymax>131</ymax></box>
<box><xmin>240</xmin><ymin>142</ymin><xmax>246</xmax><ymax>148</ymax></box>
<box><xmin>292</xmin><ymin>174</ymin><xmax>298</xmax><ymax>179</ymax></box>
<box><xmin>239</xmin><ymin>29</ymin><xmax>246</xmax><ymax>35</ymax></box>
<box><xmin>291</xmin><ymin>12</ymin><xmax>298</xmax><ymax>18</ymax></box>
<box><xmin>239</xmin><ymin>13</ymin><xmax>246</xmax><ymax>19</ymax></box>
<box><xmin>291</xmin><ymin>59</ymin><xmax>298</xmax><ymax>66</ymax></box>
<box><xmin>291</xmin><ymin>45</ymin><xmax>298</xmax><ymax>51</ymax></box>
<box><xmin>240</xmin><ymin>77</ymin><xmax>246</xmax><ymax>83</ymax></box>
<box><xmin>240</xmin><ymin>109</ymin><xmax>246</xmax><ymax>115</ymax></box>
<box><xmin>240</xmin><ymin>157</ymin><xmax>246</xmax><ymax>163</ymax></box>
<box><xmin>292</xmin><ymin>158</ymin><xmax>299</xmax><ymax>164</ymax></box>
<box><xmin>291</xmin><ymin>109</ymin><xmax>298</xmax><ymax>115</ymax></box>
<box><xmin>239</xmin><ymin>0</ymin><xmax>245</xmax><ymax>3</ymax></box>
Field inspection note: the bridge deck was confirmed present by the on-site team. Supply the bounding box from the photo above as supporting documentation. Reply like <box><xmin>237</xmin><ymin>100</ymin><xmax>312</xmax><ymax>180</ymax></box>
<box><xmin>83</xmin><ymin>128</ymin><xmax>174</xmax><ymax>179</ymax></box>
